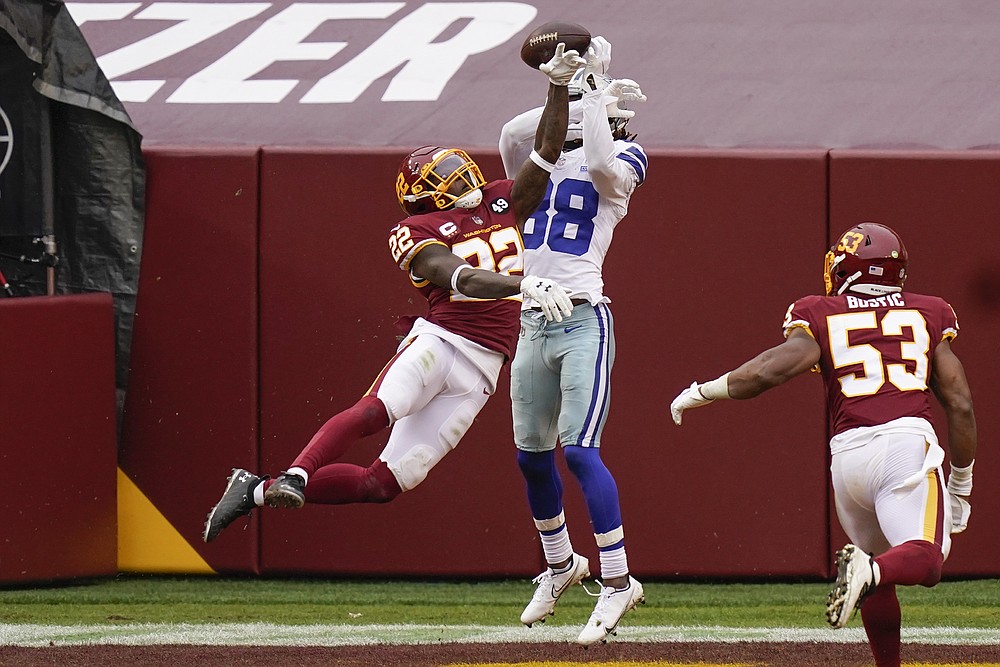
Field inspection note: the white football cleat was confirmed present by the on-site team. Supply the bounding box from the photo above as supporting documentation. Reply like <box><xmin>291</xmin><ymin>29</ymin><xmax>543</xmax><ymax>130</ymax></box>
<box><xmin>576</xmin><ymin>576</ymin><xmax>645</xmax><ymax>646</ymax></box>
<box><xmin>520</xmin><ymin>554</ymin><xmax>590</xmax><ymax>626</ymax></box>
<box><xmin>826</xmin><ymin>544</ymin><xmax>876</xmax><ymax>629</ymax></box>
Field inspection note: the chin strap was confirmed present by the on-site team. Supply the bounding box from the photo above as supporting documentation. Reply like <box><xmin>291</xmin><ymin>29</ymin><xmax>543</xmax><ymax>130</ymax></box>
<box><xmin>454</xmin><ymin>188</ymin><xmax>483</xmax><ymax>209</ymax></box>
<box><xmin>836</xmin><ymin>271</ymin><xmax>862</xmax><ymax>295</ymax></box>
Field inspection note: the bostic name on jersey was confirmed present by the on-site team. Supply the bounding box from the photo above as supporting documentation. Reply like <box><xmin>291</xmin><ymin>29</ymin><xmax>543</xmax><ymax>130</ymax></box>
<box><xmin>845</xmin><ymin>293</ymin><xmax>906</xmax><ymax>309</ymax></box>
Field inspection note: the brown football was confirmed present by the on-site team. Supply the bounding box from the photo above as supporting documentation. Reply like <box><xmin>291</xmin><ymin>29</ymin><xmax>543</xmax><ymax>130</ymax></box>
<box><xmin>519</xmin><ymin>21</ymin><xmax>591</xmax><ymax>69</ymax></box>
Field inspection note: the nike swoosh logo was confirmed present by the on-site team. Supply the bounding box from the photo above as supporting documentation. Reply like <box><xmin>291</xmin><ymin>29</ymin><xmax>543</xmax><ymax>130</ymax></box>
<box><xmin>563</xmin><ymin>325</ymin><xmax>583</xmax><ymax>334</ymax></box>
<box><xmin>551</xmin><ymin>579</ymin><xmax>573</xmax><ymax>596</ymax></box>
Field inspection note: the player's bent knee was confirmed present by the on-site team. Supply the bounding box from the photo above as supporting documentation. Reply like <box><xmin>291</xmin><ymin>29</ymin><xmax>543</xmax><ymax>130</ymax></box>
<box><xmin>912</xmin><ymin>540</ymin><xmax>944</xmax><ymax>587</ymax></box>
<box><xmin>388</xmin><ymin>444</ymin><xmax>439</xmax><ymax>491</ymax></box>
<box><xmin>563</xmin><ymin>445</ymin><xmax>606</xmax><ymax>478</ymax></box>
<box><xmin>517</xmin><ymin>449</ymin><xmax>556</xmax><ymax>481</ymax></box>
<box><xmin>364</xmin><ymin>460</ymin><xmax>402</xmax><ymax>503</ymax></box>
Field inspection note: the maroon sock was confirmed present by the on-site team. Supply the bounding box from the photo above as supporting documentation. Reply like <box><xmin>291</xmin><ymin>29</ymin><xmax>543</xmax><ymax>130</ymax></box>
<box><xmin>304</xmin><ymin>459</ymin><xmax>402</xmax><ymax>504</ymax></box>
<box><xmin>874</xmin><ymin>540</ymin><xmax>943</xmax><ymax>587</ymax></box>
<box><xmin>289</xmin><ymin>396</ymin><xmax>389</xmax><ymax>475</ymax></box>
<box><xmin>861</xmin><ymin>584</ymin><xmax>901</xmax><ymax>667</ymax></box>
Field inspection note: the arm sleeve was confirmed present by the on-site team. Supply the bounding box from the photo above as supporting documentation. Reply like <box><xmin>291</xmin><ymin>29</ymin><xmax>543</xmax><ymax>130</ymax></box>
<box><xmin>499</xmin><ymin>106</ymin><xmax>544</xmax><ymax>178</ymax></box>
<box><xmin>580</xmin><ymin>91</ymin><xmax>641</xmax><ymax>199</ymax></box>
<box><xmin>500</xmin><ymin>101</ymin><xmax>585</xmax><ymax>178</ymax></box>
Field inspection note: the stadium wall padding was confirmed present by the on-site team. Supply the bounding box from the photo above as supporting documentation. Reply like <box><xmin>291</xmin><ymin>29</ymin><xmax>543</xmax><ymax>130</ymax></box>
<box><xmin>0</xmin><ymin>294</ymin><xmax>117</xmax><ymax>583</ymax></box>
<box><xmin>119</xmin><ymin>147</ymin><xmax>262</xmax><ymax>574</ymax></box>
<box><xmin>110</xmin><ymin>148</ymin><xmax>998</xmax><ymax>580</ymax></box>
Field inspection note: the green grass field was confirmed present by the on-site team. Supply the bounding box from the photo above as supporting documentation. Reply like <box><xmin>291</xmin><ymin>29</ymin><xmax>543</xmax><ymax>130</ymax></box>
<box><xmin>1</xmin><ymin>575</ymin><xmax>998</xmax><ymax>628</ymax></box>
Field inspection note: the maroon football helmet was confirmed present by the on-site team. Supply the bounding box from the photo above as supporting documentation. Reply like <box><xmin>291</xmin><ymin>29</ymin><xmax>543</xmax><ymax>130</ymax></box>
<box><xmin>395</xmin><ymin>146</ymin><xmax>486</xmax><ymax>216</ymax></box>
<box><xmin>824</xmin><ymin>222</ymin><xmax>909</xmax><ymax>296</ymax></box>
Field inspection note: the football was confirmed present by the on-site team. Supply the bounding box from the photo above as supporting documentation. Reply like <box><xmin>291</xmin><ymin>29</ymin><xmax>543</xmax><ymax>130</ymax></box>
<box><xmin>519</xmin><ymin>21</ymin><xmax>591</xmax><ymax>69</ymax></box>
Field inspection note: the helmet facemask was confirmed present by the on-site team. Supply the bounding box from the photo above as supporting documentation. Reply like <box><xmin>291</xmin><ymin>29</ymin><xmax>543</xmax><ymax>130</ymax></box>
<box><xmin>567</xmin><ymin>69</ymin><xmax>637</xmax><ymax>142</ymax></box>
<box><xmin>396</xmin><ymin>147</ymin><xmax>486</xmax><ymax>215</ymax></box>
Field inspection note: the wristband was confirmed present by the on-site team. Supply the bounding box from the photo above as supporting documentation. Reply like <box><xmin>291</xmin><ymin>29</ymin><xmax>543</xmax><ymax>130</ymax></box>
<box><xmin>450</xmin><ymin>264</ymin><xmax>473</xmax><ymax>295</ymax></box>
<box><xmin>528</xmin><ymin>150</ymin><xmax>556</xmax><ymax>173</ymax></box>
<box><xmin>947</xmin><ymin>460</ymin><xmax>974</xmax><ymax>496</ymax></box>
<box><xmin>698</xmin><ymin>372</ymin><xmax>732</xmax><ymax>400</ymax></box>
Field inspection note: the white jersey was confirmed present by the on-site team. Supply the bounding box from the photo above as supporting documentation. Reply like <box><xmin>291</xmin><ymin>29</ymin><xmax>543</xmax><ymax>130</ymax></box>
<box><xmin>499</xmin><ymin>89</ymin><xmax>648</xmax><ymax>306</ymax></box>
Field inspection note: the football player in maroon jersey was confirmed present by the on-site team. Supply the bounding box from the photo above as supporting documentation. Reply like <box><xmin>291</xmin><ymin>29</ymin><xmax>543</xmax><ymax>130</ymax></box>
<box><xmin>669</xmin><ymin>222</ymin><xmax>977</xmax><ymax>667</ymax></box>
<box><xmin>203</xmin><ymin>44</ymin><xmax>587</xmax><ymax>544</ymax></box>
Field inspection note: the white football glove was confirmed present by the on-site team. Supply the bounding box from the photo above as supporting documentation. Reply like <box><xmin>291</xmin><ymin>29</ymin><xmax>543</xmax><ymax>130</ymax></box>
<box><xmin>946</xmin><ymin>461</ymin><xmax>974</xmax><ymax>533</ymax></box>
<box><xmin>585</xmin><ymin>78</ymin><xmax>647</xmax><ymax>120</ymax></box>
<box><xmin>670</xmin><ymin>381</ymin><xmax>714</xmax><ymax>425</ymax></box>
<box><xmin>520</xmin><ymin>275</ymin><xmax>574</xmax><ymax>322</ymax></box>
<box><xmin>539</xmin><ymin>43</ymin><xmax>587</xmax><ymax>86</ymax></box>
<box><xmin>586</xmin><ymin>35</ymin><xmax>612</xmax><ymax>75</ymax></box>
<box><xmin>948</xmin><ymin>492</ymin><xmax>972</xmax><ymax>534</ymax></box>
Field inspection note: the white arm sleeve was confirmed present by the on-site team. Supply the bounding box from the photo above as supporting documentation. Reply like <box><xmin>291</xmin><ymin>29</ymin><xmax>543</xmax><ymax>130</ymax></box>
<box><xmin>499</xmin><ymin>107</ymin><xmax>544</xmax><ymax>178</ymax></box>
<box><xmin>500</xmin><ymin>101</ymin><xmax>585</xmax><ymax>178</ymax></box>
<box><xmin>581</xmin><ymin>91</ymin><xmax>637</xmax><ymax>199</ymax></box>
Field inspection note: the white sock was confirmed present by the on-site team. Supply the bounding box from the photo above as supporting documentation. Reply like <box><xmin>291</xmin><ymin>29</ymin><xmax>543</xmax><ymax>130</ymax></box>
<box><xmin>599</xmin><ymin>545</ymin><xmax>629</xmax><ymax>582</ymax></box>
<box><xmin>253</xmin><ymin>480</ymin><xmax>265</xmax><ymax>506</ymax></box>
<box><xmin>539</xmin><ymin>525</ymin><xmax>574</xmax><ymax>568</ymax></box>
<box><xmin>286</xmin><ymin>466</ymin><xmax>309</xmax><ymax>485</ymax></box>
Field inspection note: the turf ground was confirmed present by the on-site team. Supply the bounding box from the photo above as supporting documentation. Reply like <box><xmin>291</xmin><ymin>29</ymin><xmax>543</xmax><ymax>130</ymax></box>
<box><xmin>0</xmin><ymin>576</ymin><xmax>998</xmax><ymax>666</ymax></box>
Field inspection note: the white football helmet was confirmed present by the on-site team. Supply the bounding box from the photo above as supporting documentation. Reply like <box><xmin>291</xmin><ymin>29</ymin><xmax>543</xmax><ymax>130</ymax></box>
<box><xmin>567</xmin><ymin>69</ymin><xmax>634</xmax><ymax>139</ymax></box>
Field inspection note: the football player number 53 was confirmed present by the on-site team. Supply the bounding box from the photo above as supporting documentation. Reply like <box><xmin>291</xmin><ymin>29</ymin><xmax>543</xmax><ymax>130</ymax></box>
<box><xmin>827</xmin><ymin>310</ymin><xmax>930</xmax><ymax>397</ymax></box>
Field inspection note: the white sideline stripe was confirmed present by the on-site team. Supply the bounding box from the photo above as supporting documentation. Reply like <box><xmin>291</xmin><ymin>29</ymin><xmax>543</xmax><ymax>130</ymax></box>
<box><xmin>1</xmin><ymin>624</ymin><xmax>998</xmax><ymax>647</ymax></box>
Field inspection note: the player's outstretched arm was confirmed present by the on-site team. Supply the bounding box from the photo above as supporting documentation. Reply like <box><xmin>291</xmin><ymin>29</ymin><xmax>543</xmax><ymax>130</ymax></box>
<box><xmin>409</xmin><ymin>244</ymin><xmax>573</xmax><ymax>322</ymax></box>
<box><xmin>581</xmin><ymin>77</ymin><xmax>646</xmax><ymax>197</ymax></box>
<box><xmin>510</xmin><ymin>44</ymin><xmax>581</xmax><ymax>225</ymax></box>
<box><xmin>727</xmin><ymin>329</ymin><xmax>821</xmax><ymax>398</ymax></box>
<box><xmin>499</xmin><ymin>35</ymin><xmax>610</xmax><ymax>178</ymax></box>
<box><xmin>670</xmin><ymin>329</ymin><xmax>820</xmax><ymax>425</ymax></box>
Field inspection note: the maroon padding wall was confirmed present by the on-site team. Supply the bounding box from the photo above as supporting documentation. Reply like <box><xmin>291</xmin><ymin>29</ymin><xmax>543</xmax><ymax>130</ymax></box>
<box><xmin>119</xmin><ymin>147</ymin><xmax>999</xmax><ymax>579</ymax></box>
<box><xmin>120</xmin><ymin>147</ymin><xmax>261</xmax><ymax>574</ymax></box>
<box><xmin>829</xmin><ymin>151</ymin><xmax>1000</xmax><ymax>577</ymax></box>
<box><xmin>0</xmin><ymin>294</ymin><xmax>117</xmax><ymax>583</ymax></box>
<box><xmin>256</xmin><ymin>149</ymin><xmax>832</xmax><ymax>578</ymax></box>
<box><xmin>609</xmin><ymin>151</ymin><xmax>831</xmax><ymax>578</ymax></box>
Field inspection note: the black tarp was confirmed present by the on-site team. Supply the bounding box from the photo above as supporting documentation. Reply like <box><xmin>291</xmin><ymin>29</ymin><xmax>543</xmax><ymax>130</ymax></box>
<box><xmin>0</xmin><ymin>0</ymin><xmax>145</xmax><ymax>428</ymax></box>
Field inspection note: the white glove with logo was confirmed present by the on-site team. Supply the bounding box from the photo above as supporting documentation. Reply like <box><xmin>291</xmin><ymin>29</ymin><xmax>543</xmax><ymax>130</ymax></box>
<box><xmin>539</xmin><ymin>43</ymin><xmax>587</xmax><ymax>86</ymax></box>
<box><xmin>946</xmin><ymin>461</ymin><xmax>974</xmax><ymax>534</ymax></box>
<box><xmin>586</xmin><ymin>35</ymin><xmax>612</xmax><ymax>75</ymax></box>
<box><xmin>520</xmin><ymin>276</ymin><xmax>574</xmax><ymax>322</ymax></box>
<box><xmin>670</xmin><ymin>381</ymin><xmax>714</xmax><ymax>425</ymax></box>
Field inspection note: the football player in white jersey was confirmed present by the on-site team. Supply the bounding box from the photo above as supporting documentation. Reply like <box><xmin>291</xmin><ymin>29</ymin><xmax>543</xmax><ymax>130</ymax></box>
<box><xmin>499</xmin><ymin>37</ymin><xmax>649</xmax><ymax>646</ymax></box>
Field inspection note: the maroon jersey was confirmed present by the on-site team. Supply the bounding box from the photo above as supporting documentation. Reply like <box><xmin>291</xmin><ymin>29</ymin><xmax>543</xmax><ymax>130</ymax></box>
<box><xmin>387</xmin><ymin>180</ymin><xmax>524</xmax><ymax>359</ymax></box>
<box><xmin>783</xmin><ymin>291</ymin><xmax>959</xmax><ymax>436</ymax></box>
